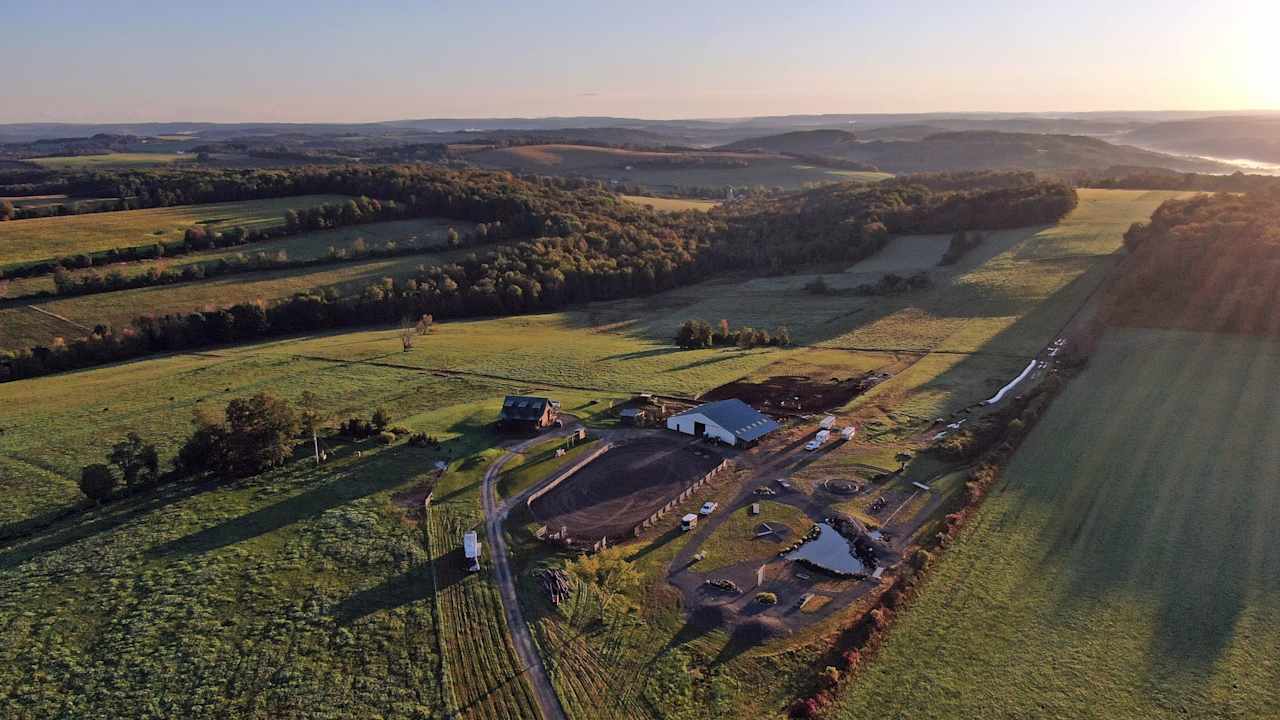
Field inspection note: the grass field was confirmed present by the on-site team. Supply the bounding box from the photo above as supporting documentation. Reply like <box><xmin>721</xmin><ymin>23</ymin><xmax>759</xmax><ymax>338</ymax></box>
<box><xmin>0</xmin><ymin>243</ymin><xmax>482</xmax><ymax>351</ymax></box>
<box><xmin>26</xmin><ymin>153</ymin><xmax>196</xmax><ymax>169</ymax></box>
<box><xmin>0</xmin><ymin>187</ymin><xmax>1203</xmax><ymax>719</ymax></box>
<box><xmin>3</xmin><ymin>216</ymin><xmax>474</xmax><ymax>299</ymax></box>
<box><xmin>0</xmin><ymin>195</ymin><xmax>347</xmax><ymax>269</ymax></box>
<box><xmin>834</xmin><ymin>328</ymin><xmax>1280</xmax><ymax>719</ymax></box>
<box><xmin>693</xmin><ymin>500</ymin><xmax>811</xmax><ymax>573</ymax></box>
<box><xmin>619</xmin><ymin>195</ymin><xmax>720</xmax><ymax>212</ymax></box>
<box><xmin>0</xmin><ymin>313</ymin><xmax>790</xmax><ymax>524</ymax></box>
<box><xmin>0</xmin><ymin>404</ymin><xmax>466</xmax><ymax>718</ymax></box>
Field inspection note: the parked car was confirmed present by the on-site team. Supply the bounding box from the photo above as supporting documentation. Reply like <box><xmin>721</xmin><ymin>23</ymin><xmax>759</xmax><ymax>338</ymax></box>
<box><xmin>699</xmin><ymin>501</ymin><xmax>718</xmax><ymax>516</ymax></box>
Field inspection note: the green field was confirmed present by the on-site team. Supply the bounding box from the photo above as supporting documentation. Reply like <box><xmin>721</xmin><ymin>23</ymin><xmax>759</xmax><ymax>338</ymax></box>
<box><xmin>619</xmin><ymin>195</ymin><xmax>720</xmax><ymax>212</ymax></box>
<box><xmin>0</xmin><ymin>312</ymin><xmax>793</xmax><ymax>524</ymax></box>
<box><xmin>27</xmin><ymin>152</ymin><xmax>196</xmax><ymax>169</ymax></box>
<box><xmin>3</xmin><ymin>216</ymin><xmax>474</xmax><ymax>299</ymax></box>
<box><xmin>0</xmin><ymin>392</ymin><xmax>483</xmax><ymax>718</ymax></box>
<box><xmin>0</xmin><ymin>187</ymin><xmax>1211</xmax><ymax>719</ymax></box>
<box><xmin>834</xmin><ymin>328</ymin><xmax>1280</xmax><ymax>719</ymax></box>
<box><xmin>0</xmin><ymin>195</ymin><xmax>347</xmax><ymax>269</ymax></box>
<box><xmin>0</xmin><ymin>243</ymin><xmax>482</xmax><ymax>351</ymax></box>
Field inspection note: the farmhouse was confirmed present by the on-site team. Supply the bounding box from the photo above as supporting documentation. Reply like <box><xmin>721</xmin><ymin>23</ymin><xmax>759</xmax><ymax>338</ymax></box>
<box><xmin>499</xmin><ymin>395</ymin><xmax>560</xmax><ymax>432</ymax></box>
<box><xmin>666</xmin><ymin>398</ymin><xmax>779</xmax><ymax>447</ymax></box>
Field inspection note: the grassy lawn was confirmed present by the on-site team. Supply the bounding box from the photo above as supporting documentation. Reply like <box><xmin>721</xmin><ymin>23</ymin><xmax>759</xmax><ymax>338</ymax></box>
<box><xmin>0</xmin><ymin>194</ymin><xmax>348</xmax><ymax>269</ymax></box>
<box><xmin>27</xmin><ymin>153</ymin><xmax>196</xmax><ymax>169</ymax></box>
<box><xmin>619</xmin><ymin>195</ymin><xmax>720</xmax><ymax>212</ymax></box>
<box><xmin>693</xmin><ymin>500</ymin><xmax>812</xmax><ymax>573</ymax></box>
<box><xmin>833</xmin><ymin>328</ymin><xmax>1280</xmax><ymax>720</ymax></box>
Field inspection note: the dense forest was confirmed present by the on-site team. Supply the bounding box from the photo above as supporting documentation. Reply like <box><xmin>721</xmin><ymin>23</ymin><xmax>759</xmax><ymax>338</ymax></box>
<box><xmin>1</xmin><ymin>167</ymin><xmax>1075</xmax><ymax>381</ymax></box>
<box><xmin>1111</xmin><ymin>189</ymin><xmax>1280</xmax><ymax>334</ymax></box>
<box><xmin>708</xmin><ymin>175</ymin><xmax>1076</xmax><ymax>271</ymax></box>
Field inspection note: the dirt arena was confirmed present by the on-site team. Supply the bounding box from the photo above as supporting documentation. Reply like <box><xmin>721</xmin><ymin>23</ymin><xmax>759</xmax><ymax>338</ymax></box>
<box><xmin>529</xmin><ymin>436</ymin><xmax>725</xmax><ymax>543</ymax></box>
<box><xmin>701</xmin><ymin>374</ymin><xmax>870</xmax><ymax>413</ymax></box>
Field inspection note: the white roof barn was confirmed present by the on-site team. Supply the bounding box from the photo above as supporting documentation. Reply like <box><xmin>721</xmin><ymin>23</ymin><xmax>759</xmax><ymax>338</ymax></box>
<box><xmin>666</xmin><ymin>399</ymin><xmax>779</xmax><ymax>447</ymax></box>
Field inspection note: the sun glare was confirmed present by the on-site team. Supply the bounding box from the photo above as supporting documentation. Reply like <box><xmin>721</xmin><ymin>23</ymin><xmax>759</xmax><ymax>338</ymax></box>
<box><xmin>1241</xmin><ymin>6</ymin><xmax>1280</xmax><ymax>107</ymax></box>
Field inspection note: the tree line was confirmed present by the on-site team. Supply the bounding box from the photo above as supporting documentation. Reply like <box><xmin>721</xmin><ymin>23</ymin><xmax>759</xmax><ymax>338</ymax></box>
<box><xmin>1</xmin><ymin>168</ymin><xmax>1076</xmax><ymax>382</ymax></box>
<box><xmin>674</xmin><ymin>319</ymin><xmax>792</xmax><ymax>349</ymax></box>
<box><xmin>1111</xmin><ymin>189</ymin><xmax>1280</xmax><ymax>335</ymax></box>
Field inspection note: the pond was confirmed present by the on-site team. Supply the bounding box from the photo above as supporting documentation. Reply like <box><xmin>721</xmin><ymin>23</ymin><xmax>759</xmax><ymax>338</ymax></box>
<box><xmin>786</xmin><ymin>522</ymin><xmax>867</xmax><ymax>575</ymax></box>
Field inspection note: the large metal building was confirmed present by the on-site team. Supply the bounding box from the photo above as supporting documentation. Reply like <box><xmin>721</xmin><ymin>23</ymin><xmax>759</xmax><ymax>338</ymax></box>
<box><xmin>666</xmin><ymin>398</ymin><xmax>779</xmax><ymax>447</ymax></box>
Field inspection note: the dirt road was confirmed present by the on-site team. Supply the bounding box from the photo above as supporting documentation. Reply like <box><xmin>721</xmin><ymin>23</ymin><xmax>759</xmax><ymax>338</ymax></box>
<box><xmin>481</xmin><ymin>428</ymin><xmax>579</xmax><ymax>720</ymax></box>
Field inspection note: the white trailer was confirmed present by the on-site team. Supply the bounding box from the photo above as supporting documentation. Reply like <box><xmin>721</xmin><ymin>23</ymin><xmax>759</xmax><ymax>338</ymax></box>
<box><xmin>819</xmin><ymin>415</ymin><xmax>836</xmax><ymax>430</ymax></box>
<box><xmin>463</xmin><ymin>531</ymin><xmax>481</xmax><ymax>572</ymax></box>
<box><xmin>840</xmin><ymin>426</ymin><xmax>856</xmax><ymax>441</ymax></box>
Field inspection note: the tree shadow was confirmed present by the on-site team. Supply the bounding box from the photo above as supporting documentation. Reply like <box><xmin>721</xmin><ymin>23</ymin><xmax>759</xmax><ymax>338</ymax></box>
<box><xmin>0</xmin><ymin>479</ymin><xmax>216</xmax><ymax>570</ymax></box>
<box><xmin>602</xmin><ymin>347</ymin><xmax>683</xmax><ymax>362</ymax></box>
<box><xmin>147</xmin><ymin>446</ymin><xmax>421</xmax><ymax>558</ymax></box>
<box><xmin>332</xmin><ymin>563</ymin><xmax>439</xmax><ymax>625</ymax></box>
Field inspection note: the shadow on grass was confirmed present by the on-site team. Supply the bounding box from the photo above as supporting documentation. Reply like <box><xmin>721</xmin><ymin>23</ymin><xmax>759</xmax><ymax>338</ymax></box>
<box><xmin>333</xmin><ymin>563</ymin><xmax>440</xmax><ymax>625</ymax></box>
<box><xmin>147</xmin><ymin>444</ymin><xmax>437</xmax><ymax>558</ymax></box>
<box><xmin>626</xmin><ymin>526</ymin><xmax>683</xmax><ymax>563</ymax></box>
<box><xmin>0</xmin><ymin>480</ymin><xmax>216</xmax><ymax>570</ymax></box>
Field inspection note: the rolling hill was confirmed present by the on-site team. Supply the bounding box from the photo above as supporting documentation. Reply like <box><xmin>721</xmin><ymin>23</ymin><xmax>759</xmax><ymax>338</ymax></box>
<box><xmin>720</xmin><ymin>129</ymin><xmax>1236</xmax><ymax>174</ymax></box>
<box><xmin>1122</xmin><ymin>115</ymin><xmax>1280</xmax><ymax>165</ymax></box>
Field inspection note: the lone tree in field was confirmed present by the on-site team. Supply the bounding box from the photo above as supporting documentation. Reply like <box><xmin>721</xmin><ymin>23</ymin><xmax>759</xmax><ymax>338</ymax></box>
<box><xmin>0</xmin><ymin>200</ymin><xmax>13</xmax><ymax>221</ymax></box>
<box><xmin>298</xmin><ymin>390</ymin><xmax>327</xmax><ymax>464</ymax></box>
<box><xmin>174</xmin><ymin>393</ymin><xmax>301</xmax><ymax>480</ymax></box>
<box><xmin>79</xmin><ymin>464</ymin><xmax>117</xmax><ymax>502</ymax></box>
<box><xmin>108</xmin><ymin>432</ymin><xmax>159</xmax><ymax>486</ymax></box>
<box><xmin>218</xmin><ymin>392</ymin><xmax>300</xmax><ymax>479</ymax></box>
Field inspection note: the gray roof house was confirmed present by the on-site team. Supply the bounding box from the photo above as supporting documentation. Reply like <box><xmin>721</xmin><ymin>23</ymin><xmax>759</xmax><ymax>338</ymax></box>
<box><xmin>666</xmin><ymin>399</ymin><xmax>779</xmax><ymax>447</ymax></box>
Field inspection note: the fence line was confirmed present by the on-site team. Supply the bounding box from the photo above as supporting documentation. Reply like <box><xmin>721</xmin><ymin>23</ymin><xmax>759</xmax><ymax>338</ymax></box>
<box><xmin>631</xmin><ymin>459</ymin><xmax>731</xmax><ymax>538</ymax></box>
<box><xmin>525</xmin><ymin>442</ymin><xmax>613</xmax><ymax>509</ymax></box>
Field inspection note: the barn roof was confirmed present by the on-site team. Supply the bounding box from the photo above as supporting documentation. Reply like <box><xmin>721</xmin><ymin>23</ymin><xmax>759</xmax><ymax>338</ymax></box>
<box><xmin>501</xmin><ymin>396</ymin><xmax>554</xmax><ymax>422</ymax></box>
<box><xmin>674</xmin><ymin>399</ymin><xmax>779</xmax><ymax>442</ymax></box>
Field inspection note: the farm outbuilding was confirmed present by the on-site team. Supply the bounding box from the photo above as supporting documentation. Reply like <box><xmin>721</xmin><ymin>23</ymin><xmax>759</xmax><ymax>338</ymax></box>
<box><xmin>499</xmin><ymin>396</ymin><xmax>560</xmax><ymax>432</ymax></box>
<box><xmin>666</xmin><ymin>398</ymin><xmax>779</xmax><ymax>447</ymax></box>
<box><xmin>620</xmin><ymin>407</ymin><xmax>647</xmax><ymax>425</ymax></box>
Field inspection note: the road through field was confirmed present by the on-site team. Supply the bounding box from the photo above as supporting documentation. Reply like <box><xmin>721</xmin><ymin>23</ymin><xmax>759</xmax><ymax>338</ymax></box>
<box><xmin>482</xmin><ymin>429</ymin><xmax>577</xmax><ymax>720</ymax></box>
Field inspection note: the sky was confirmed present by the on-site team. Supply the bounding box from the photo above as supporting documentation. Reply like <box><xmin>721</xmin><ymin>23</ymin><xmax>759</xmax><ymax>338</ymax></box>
<box><xmin>3</xmin><ymin>0</ymin><xmax>1277</xmax><ymax>123</ymax></box>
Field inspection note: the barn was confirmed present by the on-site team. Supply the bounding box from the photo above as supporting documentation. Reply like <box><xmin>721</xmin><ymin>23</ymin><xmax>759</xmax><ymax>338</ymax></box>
<box><xmin>666</xmin><ymin>399</ymin><xmax>779</xmax><ymax>447</ymax></box>
<box><xmin>499</xmin><ymin>396</ymin><xmax>560</xmax><ymax>432</ymax></box>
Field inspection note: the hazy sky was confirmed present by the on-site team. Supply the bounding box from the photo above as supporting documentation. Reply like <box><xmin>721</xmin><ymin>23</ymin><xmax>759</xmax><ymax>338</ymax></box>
<box><xmin>4</xmin><ymin>0</ymin><xmax>1276</xmax><ymax>123</ymax></box>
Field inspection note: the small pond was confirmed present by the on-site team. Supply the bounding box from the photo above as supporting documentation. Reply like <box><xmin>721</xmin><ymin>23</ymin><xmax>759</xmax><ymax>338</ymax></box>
<box><xmin>785</xmin><ymin>523</ymin><xmax>867</xmax><ymax>575</ymax></box>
